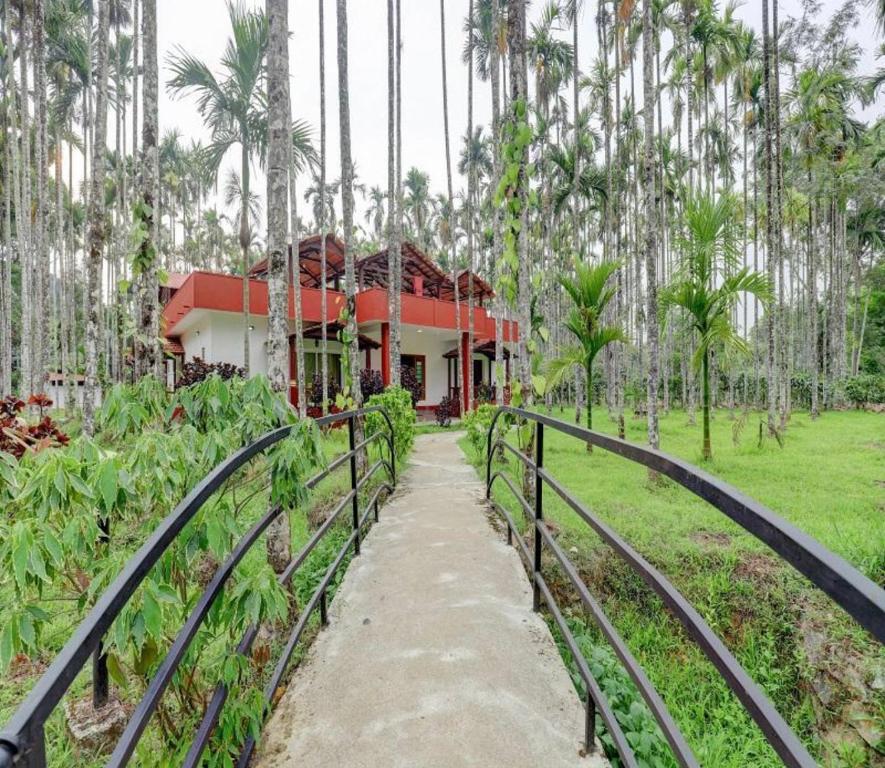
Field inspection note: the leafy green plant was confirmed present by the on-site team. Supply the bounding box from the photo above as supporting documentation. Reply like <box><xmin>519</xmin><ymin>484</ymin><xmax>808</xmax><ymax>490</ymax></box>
<box><xmin>552</xmin><ymin>616</ymin><xmax>676</xmax><ymax>768</ymax></box>
<box><xmin>843</xmin><ymin>373</ymin><xmax>885</xmax><ymax>407</ymax></box>
<box><xmin>365</xmin><ymin>386</ymin><xmax>416</xmax><ymax>463</ymax></box>
<box><xmin>0</xmin><ymin>374</ymin><xmax>327</xmax><ymax>765</ymax></box>
<box><xmin>662</xmin><ymin>193</ymin><xmax>771</xmax><ymax>460</ymax></box>
<box><xmin>463</xmin><ymin>403</ymin><xmax>500</xmax><ymax>456</ymax></box>
<box><xmin>546</xmin><ymin>259</ymin><xmax>627</xmax><ymax>436</ymax></box>
<box><xmin>97</xmin><ymin>377</ymin><xmax>169</xmax><ymax>439</ymax></box>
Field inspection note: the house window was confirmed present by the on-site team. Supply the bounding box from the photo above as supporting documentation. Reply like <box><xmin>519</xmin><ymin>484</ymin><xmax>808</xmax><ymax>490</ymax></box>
<box><xmin>401</xmin><ymin>354</ymin><xmax>426</xmax><ymax>401</ymax></box>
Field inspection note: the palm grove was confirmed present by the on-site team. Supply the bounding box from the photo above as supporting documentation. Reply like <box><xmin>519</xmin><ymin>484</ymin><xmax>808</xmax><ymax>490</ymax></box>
<box><xmin>0</xmin><ymin>0</ymin><xmax>883</xmax><ymax>460</ymax></box>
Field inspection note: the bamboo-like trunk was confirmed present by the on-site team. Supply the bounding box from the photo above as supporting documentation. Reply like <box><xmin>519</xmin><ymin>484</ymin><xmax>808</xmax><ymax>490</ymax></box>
<box><xmin>83</xmin><ymin>0</ymin><xmax>110</xmax><ymax>435</ymax></box>
<box><xmin>643</xmin><ymin>0</ymin><xmax>660</xmax><ymax>454</ymax></box>
<box><xmin>135</xmin><ymin>0</ymin><xmax>160</xmax><ymax>381</ymax></box>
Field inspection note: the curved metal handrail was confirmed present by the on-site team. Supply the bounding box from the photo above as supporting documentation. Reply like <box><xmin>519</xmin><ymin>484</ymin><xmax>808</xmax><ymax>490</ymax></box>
<box><xmin>0</xmin><ymin>406</ymin><xmax>396</xmax><ymax>768</ymax></box>
<box><xmin>485</xmin><ymin>406</ymin><xmax>884</xmax><ymax>768</ymax></box>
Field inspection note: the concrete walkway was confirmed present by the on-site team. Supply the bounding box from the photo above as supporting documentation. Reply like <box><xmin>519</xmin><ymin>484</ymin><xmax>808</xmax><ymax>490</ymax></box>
<box><xmin>254</xmin><ymin>432</ymin><xmax>605</xmax><ymax>768</ymax></box>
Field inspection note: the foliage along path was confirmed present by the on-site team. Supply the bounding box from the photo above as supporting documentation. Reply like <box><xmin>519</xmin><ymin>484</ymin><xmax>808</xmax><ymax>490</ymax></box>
<box><xmin>254</xmin><ymin>432</ymin><xmax>604</xmax><ymax>767</ymax></box>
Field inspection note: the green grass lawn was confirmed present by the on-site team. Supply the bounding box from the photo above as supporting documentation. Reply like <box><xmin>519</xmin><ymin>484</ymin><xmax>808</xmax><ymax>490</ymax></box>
<box><xmin>460</xmin><ymin>406</ymin><xmax>884</xmax><ymax>768</ymax></box>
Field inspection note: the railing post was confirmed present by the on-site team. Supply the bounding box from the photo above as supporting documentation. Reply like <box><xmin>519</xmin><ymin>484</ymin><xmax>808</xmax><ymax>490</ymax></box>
<box><xmin>584</xmin><ymin>691</ymin><xmax>596</xmax><ymax>754</ymax></box>
<box><xmin>532</xmin><ymin>422</ymin><xmax>544</xmax><ymax>612</ymax></box>
<box><xmin>320</xmin><ymin>590</ymin><xmax>328</xmax><ymax>626</ymax></box>
<box><xmin>348</xmin><ymin>415</ymin><xmax>360</xmax><ymax>556</ymax></box>
<box><xmin>93</xmin><ymin>514</ymin><xmax>111</xmax><ymax>708</ymax></box>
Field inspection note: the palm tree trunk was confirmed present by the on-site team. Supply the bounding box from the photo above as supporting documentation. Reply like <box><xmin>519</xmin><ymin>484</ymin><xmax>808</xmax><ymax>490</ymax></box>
<box><xmin>808</xmin><ymin>180</ymin><xmax>819</xmax><ymax>418</ymax></box>
<box><xmin>439</xmin><ymin>0</ymin><xmax>461</xmax><ymax>410</ymax></box>
<box><xmin>83</xmin><ymin>0</ymin><xmax>110</xmax><ymax>435</ymax></box>
<box><xmin>240</xmin><ymin>143</ymin><xmax>252</xmax><ymax>376</ymax></box>
<box><xmin>266</xmin><ymin>0</ymin><xmax>289</xmax><ymax>395</ymax></box>
<box><xmin>702</xmin><ymin>347</ymin><xmax>712</xmax><ymax>459</ymax></box>
<box><xmin>387</xmin><ymin>0</ymin><xmax>397</xmax><ymax>395</ymax></box>
<box><xmin>288</xmin><ymin>122</ymin><xmax>307</xmax><ymax>420</ymax></box>
<box><xmin>336</xmin><ymin>0</ymin><xmax>362</xmax><ymax>412</ymax></box>
<box><xmin>2</xmin><ymin>0</ymin><xmax>17</xmax><ymax>397</ymax></box>
<box><xmin>393</xmin><ymin>0</ymin><xmax>403</xmax><ymax>386</ymax></box>
<box><xmin>19</xmin><ymin>6</ymin><xmax>33</xmax><ymax>398</ymax></box>
<box><xmin>466</xmin><ymin>0</ymin><xmax>475</xmax><ymax>413</ymax></box>
<box><xmin>643</xmin><ymin>0</ymin><xmax>660</xmax><ymax>454</ymax></box>
<box><xmin>762</xmin><ymin>0</ymin><xmax>778</xmax><ymax>436</ymax></box>
<box><xmin>136</xmin><ymin>0</ymin><xmax>160</xmax><ymax>380</ymax></box>
<box><xmin>507</xmin><ymin>0</ymin><xmax>532</xmax><ymax>410</ymax></box>
<box><xmin>319</xmin><ymin>0</ymin><xmax>329</xmax><ymax>412</ymax></box>
<box><xmin>265</xmin><ymin>0</ymin><xmax>291</xmax><ymax>575</ymax></box>
<box><xmin>34</xmin><ymin>0</ymin><xmax>49</xmax><ymax>390</ymax></box>
<box><xmin>491</xmin><ymin>0</ymin><xmax>504</xmax><ymax>406</ymax></box>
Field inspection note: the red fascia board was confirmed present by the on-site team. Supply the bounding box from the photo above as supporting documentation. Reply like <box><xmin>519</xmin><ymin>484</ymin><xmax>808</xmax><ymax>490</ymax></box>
<box><xmin>164</xmin><ymin>274</ymin><xmax>519</xmax><ymax>339</ymax></box>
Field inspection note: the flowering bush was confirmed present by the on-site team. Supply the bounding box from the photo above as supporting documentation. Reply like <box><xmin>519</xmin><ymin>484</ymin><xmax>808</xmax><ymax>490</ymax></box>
<box><xmin>176</xmin><ymin>357</ymin><xmax>245</xmax><ymax>388</ymax></box>
<box><xmin>360</xmin><ymin>368</ymin><xmax>384</xmax><ymax>400</ymax></box>
<box><xmin>0</xmin><ymin>394</ymin><xmax>70</xmax><ymax>460</ymax></box>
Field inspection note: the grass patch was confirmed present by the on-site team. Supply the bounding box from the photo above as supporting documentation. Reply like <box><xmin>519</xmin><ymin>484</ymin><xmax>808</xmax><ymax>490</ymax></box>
<box><xmin>461</xmin><ymin>406</ymin><xmax>884</xmax><ymax>767</ymax></box>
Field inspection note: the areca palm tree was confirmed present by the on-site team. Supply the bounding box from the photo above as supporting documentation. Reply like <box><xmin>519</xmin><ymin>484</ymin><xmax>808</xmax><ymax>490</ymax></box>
<box><xmin>662</xmin><ymin>193</ymin><xmax>772</xmax><ymax>460</ymax></box>
<box><xmin>547</xmin><ymin>260</ymin><xmax>627</xmax><ymax>442</ymax></box>
<box><xmin>167</xmin><ymin>1</ymin><xmax>267</xmax><ymax>373</ymax></box>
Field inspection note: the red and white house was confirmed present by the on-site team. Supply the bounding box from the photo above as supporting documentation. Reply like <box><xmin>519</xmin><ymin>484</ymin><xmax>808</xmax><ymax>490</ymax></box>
<box><xmin>161</xmin><ymin>235</ymin><xmax>518</xmax><ymax>414</ymax></box>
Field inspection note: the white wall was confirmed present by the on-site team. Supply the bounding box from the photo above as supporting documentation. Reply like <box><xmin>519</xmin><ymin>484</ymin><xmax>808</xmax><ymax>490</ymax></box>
<box><xmin>180</xmin><ymin>311</ymin><xmax>268</xmax><ymax>376</ymax></box>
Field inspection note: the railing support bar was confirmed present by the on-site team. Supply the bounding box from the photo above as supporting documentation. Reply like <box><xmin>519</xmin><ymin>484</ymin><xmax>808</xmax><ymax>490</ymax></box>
<box><xmin>532</xmin><ymin>423</ymin><xmax>544</xmax><ymax>612</ymax></box>
<box><xmin>348</xmin><ymin>416</ymin><xmax>360</xmax><ymax>557</ymax></box>
<box><xmin>584</xmin><ymin>692</ymin><xmax>595</xmax><ymax>754</ymax></box>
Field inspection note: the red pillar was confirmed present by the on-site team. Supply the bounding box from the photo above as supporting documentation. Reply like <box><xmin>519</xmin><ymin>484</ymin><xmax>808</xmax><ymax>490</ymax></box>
<box><xmin>381</xmin><ymin>322</ymin><xmax>391</xmax><ymax>386</ymax></box>
<box><xmin>460</xmin><ymin>332</ymin><xmax>471</xmax><ymax>414</ymax></box>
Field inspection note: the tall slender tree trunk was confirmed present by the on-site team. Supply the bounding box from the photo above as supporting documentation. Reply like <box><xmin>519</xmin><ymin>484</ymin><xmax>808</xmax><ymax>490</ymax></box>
<box><xmin>1</xmin><ymin>0</ymin><xmax>17</xmax><ymax>397</ymax></box>
<box><xmin>266</xmin><ymin>0</ymin><xmax>290</xmax><ymax>394</ymax></box>
<box><xmin>288</xmin><ymin>95</ymin><xmax>307</xmax><ymax>419</ymax></box>
<box><xmin>336</xmin><ymin>0</ymin><xmax>361</xmax><ymax>410</ymax></box>
<box><xmin>388</xmin><ymin>0</ymin><xmax>401</xmax><ymax>390</ymax></box>
<box><xmin>571</xmin><ymin>1</ymin><xmax>583</xmax><ymax>422</ymax></box>
<box><xmin>491</xmin><ymin>0</ymin><xmax>504</xmax><ymax>406</ymax></box>
<box><xmin>466</xmin><ymin>0</ymin><xmax>475</xmax><ymax>413</ymax></box>
<box><xmin>34</xmin><ymin>0</ymin><xmax>49</xmax><ymax>390</ymax></box>
<box><xmin>762</xmin><ymin>0</ymin><xmax>777</xmax><ymax>436</ymax></box>
<box><xmin>319</xmin><ymin>0</ymin><xmax>329</xmax><ymax>412</ymax></box>
<box><xmin>265</xmin><ymin>0</ymin><xmax>291</xmax><ymax>575</ymax></box>
<box><xmin>773</xmin><ymin>0</ymin><xmax>787</xmax><ymax>429</ymax></box>
<box><xmin>439</xmin><ymin>0</ymin><xmax>461</xmax><ymax>410</ymax></box>
<box><xmin>393</xmin><ymin>0</ymin><xmax>403</xmax><ymax>386</ymax></box>
<box><xmin>643</xmin><ymin>0</ymin><xmax>660</xmax><ymax>456</ymax></box>
<box><xmin>507</xmin><ymin>0</ymin><xmax>531</xmax><ymax>410</ymax></box>
<box><xmin>808</xmin><ymin>180</ymin><xmax>819</xmax><ymax>419</ymax></box>
<box><xmin>135</xmin><ymin>0</ymin><xmax>160</xmax><ymax>380</ymax></box>
<box><xmin>83</xmin><ymin>0</ymin><xmax>110</xmax><ymax>435</ymax></box>
<box><xmin>240</xmin><ymin>144</ymin><xmax>252</xmax><ymax>377</ymax></box>
<box><xmin>19</xmin><ymin>7</ymin><xmax>32</xmax><ymax>398</ymax></box>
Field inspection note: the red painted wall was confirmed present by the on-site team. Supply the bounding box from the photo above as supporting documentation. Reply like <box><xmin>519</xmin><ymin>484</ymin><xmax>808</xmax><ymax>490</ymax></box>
<box><xmin>163</xmin><ymin>273</ymin><xmax>519</xmax><ymax>341</ymax></box>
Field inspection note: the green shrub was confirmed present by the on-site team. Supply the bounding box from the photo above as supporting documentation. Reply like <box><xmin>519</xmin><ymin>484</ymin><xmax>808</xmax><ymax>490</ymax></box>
<box><xmin>463</xmin><ymin>403</ymin><xmax>500</xmax><ymax>456</ymax></box>
<box><xmin>97</xmin><ymin>377</ymin><xmax>169</xmax><ymax>438</ymax></box>
<box><xmin>365</xmin><ymin>385</ymin><xmax>416</xmax><ymax>462</ymax></box>
<box><xmin>843</xmin><ymin>374</ymin><xmax>885</xmax><ymax>407</ymax></box>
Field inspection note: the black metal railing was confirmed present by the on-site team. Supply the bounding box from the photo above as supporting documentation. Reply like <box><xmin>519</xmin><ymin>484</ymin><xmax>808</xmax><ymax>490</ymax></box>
<box><xmin>0</xmin><ymin>407</ymin><xmax>396</xmax><ymax>768</ymax></box>
<box><xmin>485</xmin><ymin>406</ymin><xmax>884</xmax><ymax>768</ymax></box>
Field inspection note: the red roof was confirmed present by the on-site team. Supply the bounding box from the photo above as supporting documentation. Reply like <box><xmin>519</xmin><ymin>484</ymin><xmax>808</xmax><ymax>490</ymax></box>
<box><xmin>163</xmin><ymin>338</ymin><xmax>185</xmax><ymax>356</ymax></box>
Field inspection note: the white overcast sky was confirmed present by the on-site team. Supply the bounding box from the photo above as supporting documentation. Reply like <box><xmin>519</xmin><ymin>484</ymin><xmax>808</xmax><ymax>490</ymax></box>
<box><xmin>156</xmin><ymin>0</ymin><xmax>883</xmax><ymax>227</ymax></box>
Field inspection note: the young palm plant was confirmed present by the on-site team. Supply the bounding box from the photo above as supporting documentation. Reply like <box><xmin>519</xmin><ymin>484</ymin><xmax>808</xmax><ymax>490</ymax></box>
<box><xmin>547</xmin><ymin>259</ymin><xmax>626</xmax><ymax>448</ymax></box>
<box><xmin>662</xmin><ymin>193</ymin><xmax>772</xmax><ymax>460</ymax></box>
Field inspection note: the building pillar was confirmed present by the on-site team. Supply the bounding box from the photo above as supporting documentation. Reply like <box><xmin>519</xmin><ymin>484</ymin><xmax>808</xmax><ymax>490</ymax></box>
<box><xmin>460</xmin><ymin>331</ymin><xmax>471</xmax><ymax>414</ymax></box>
<box><xmin>381</xmin><ymin>322</ymin><xmax>391</xmax><ymax>386</ymax></box>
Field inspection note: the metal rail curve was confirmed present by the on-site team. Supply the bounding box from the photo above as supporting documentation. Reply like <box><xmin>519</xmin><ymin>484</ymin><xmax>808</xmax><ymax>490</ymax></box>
<box><xmin>485</xmin><ymin>405</ymin><xmax>884</xmax><ymax>768</ymax></box>
<box><xmin>0</xmin><ymin>406</ymin><xmax>396</xmax><ymax>768</ymax></box>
